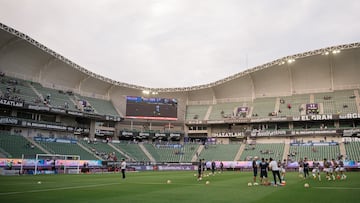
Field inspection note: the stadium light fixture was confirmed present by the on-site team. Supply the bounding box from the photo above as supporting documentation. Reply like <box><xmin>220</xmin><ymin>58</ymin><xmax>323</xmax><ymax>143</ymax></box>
<box><xmin>142</xmin><ymin>90</ymin><xmax>150</xmax><ymax>94</ymax></box>
<box><xmin>332</xmin><ymin>50</ymin><xmax>340</xmax><ymax>54</ymax></box>
<box><xmin>287</xmin><ymin>59</ymin><xmax>295</xmax><ymax>64</ymax></box>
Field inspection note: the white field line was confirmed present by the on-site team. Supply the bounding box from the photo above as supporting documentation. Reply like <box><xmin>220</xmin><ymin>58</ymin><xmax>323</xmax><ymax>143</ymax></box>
<box><xmin>0</xmin><ymin>182</ymin><xmax>121</xmax><ymax>196</ymax></box>
<box><xmin>0</xmin><ymin>181</ymin><xmax>209</xmax><ymax>196</ymax></box>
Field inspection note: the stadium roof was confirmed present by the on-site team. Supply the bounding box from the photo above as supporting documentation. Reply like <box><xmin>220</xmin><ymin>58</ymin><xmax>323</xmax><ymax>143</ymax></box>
<box><xmin>0</xmin><ymin>22</ymin><xmax>359</xmax><ymax>96</ymax></box>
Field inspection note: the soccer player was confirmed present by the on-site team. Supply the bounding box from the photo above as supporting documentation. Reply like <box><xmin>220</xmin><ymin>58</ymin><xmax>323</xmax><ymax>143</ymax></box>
<box><xmin>280</xmin><ymin>159</ymin><xmax>287</xmax><ymax>181</ymax></box>
<box><xmin>197</xmin><ymin>159</ymin><xmax>203</xmax><ymax>180</ymax></box>
<box><xmin>298</xmin><ymin>157</ymin><xmax>304</xmax><ymax>178</ymax></box>
<box><xmin>312</xmin><ymin>158</ymin><xmax>321</xmax><ymax>181</ymax></box>
<box><xmin>337</xmin><ymin>158</ymin><xmax>347</xmax><ymax>180</ymax></box>
<box><xmin>323</xmin><ymin>158</ymin><xmax>332</xmax><ymax>181</ymax></box>
<box><xmin>303</xmin><ymin>157</ymin><xmax>310</xmax><ymax>179</ymax></box>
<box><xmin>331</xmin><ymin>158</ymin><xmax>337</xmax><ymax>180</ymax></box>
<box><xmin>211</xmin><ymin>160</ymin><xmax>216</xmax><ymax>175</ymax></box>
<box><xmin>120</xmin><ymin>158</ymin><xmax>126</xmax><ymax>179</ymax></box>
<box><xmin>252</xmin><ymin>157</ymin><xmax>258</xmax><ymax>183</ymax></box>
<box><xmin>259</xmin><ymin>158</ymin><xmax>269</xmax><ymax>185</ymax></box>
<box><xmin>269</xmin><ymin>157</ymin><xmax>282</xmax><ymax>186</ymax></box>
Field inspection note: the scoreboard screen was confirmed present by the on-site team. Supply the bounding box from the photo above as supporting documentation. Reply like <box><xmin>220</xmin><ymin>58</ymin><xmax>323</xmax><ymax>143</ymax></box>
<box><xmin>125</xmin><ymin>96</ymin><xmax>178</xmax><ymax>120</ymax></box>
<box><xmin>306</xmin><ymin>103</ymin><xmax>319</xmax><ymax>114</ymax></box>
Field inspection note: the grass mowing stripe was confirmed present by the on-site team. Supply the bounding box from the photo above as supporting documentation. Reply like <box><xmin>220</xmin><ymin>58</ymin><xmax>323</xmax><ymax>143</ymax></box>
<box><xmin>0</xmin><ymin>172</ymin><xmax>359</xmax><ymax>203</ymax></box>
<box><xmin>313</xmin><ymin>186</ymin><xmax>360</xmax><ymax>190</ymax></box>
<box><xmin>0</xmin><ymin>182</ymin><xmax>121</xmax><ymax>196</ymax></box>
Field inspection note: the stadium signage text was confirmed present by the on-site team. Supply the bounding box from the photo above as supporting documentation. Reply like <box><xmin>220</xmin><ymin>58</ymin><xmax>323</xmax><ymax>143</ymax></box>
<box><xmin>251</xmin><ymin>130</ymin><xmax>286</xmax><ymax>137</ymax></box>
<box><xmin>0</xmin><ymin>99</ymin><xmax>23</xmax><ymax>107</ymax></box>
<box><xmin>343</xmin><ymin>128</ymin><xmax>360</xmax><ymax>137</ymax></box>
<box><xmin>170</xmin><ymin>133</ymin><xmax>181</xmax><ymax>137</ymax></box>
<box><xmin>291</xmin><ymin>129</ymin><xmax>337</xmax><ymax>135</ymax></box>
<box><xmin>339</xmin><ymin>113</ymin><xmax>360</xmax><ymax>119</ymax></box>
<box><xmin>293</xmin><ymin>114</ymin><xmax>333</xmax><ymax>121</ymax></box>
<box><xmin>139</xmin><ymin>132</ymin><xmax>150</xmax><ymax>137</ymax></box>
<box><xmin>27</xmin><ymin>105</ymin><xmax>50</xmax><ymax>111</ymax></box>
<box><xmin>0</xmin><ymin>117</ymin><xmax>18</xmax><ymax>124</ymax></box>
<box><xmin>67</xmin><ymin>111</ymin><xmax>84</xmax><ymax>116</ymax></box>
<box><xmin>121</xmin><ymin>131</ymin><xmax>133</xmax><ymax>136</ymax></box>
<box><xmin>50</xmin><ymin>107</ymin><xmax>66</xmax><ymax>113</ymax></box>
<box><xmin>155</xmin><ymin>133</ymin><xmax>166</xmax><ymax>137</ymax></box>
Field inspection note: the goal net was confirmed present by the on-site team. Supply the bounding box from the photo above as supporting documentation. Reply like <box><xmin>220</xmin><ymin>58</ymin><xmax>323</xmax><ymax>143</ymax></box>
<box><xmin>34</xmin><ymin>154</ymin><xmax>80</xmax><ymax>175</ymax></box>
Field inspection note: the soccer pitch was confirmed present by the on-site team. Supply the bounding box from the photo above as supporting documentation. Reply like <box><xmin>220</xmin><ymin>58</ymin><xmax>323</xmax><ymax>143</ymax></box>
<box><xmin>0</xmin><ymin>171</ymin><xmax>359</xmax><ymax>203</ymax></box>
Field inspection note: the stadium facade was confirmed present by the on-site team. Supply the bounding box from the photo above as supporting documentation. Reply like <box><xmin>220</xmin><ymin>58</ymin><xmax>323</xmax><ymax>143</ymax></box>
<box><xmin>0</xmin><ymin>22</ymin><xmax>360</xmax><ymax>167</ymax></box>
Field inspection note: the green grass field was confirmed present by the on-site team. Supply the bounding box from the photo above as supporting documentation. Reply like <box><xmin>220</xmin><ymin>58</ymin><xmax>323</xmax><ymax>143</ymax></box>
<box><xmin>0</xmin><ymin>171</ymin><xmax>359</xmax><ymax>203</ymax></box>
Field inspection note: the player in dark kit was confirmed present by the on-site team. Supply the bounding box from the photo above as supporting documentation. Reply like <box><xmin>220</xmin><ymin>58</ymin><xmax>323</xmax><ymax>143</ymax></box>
<box><xmin>252</xmin><ymin>157</ymin><xmax>258</xmax><ymax>183</ymax></box>
<box><xmin>259</xmin><ymin>158</ymin><xmax>269</xmax><ymax>185</ymax></box>
<box><xmin>303</xmin><ymin>157</ymin><xmax>310</xmax><ymax>179</ymax></box>
<box><xmin>211</xmin><ymin>160</ymin><xmax>216</xmax><ymax>175</ymax></box>
<box><xmin>197</xmin><ymin>159</ymin><xmax>203</xmax><ymax>180</ymax></box>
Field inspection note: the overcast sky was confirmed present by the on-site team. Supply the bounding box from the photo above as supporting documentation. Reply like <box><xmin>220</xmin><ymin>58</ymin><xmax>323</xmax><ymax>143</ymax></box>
<box><xmin>0</xmin><ymin>0</ymin><xmax>359</xmax><ymax>88</ymax></box>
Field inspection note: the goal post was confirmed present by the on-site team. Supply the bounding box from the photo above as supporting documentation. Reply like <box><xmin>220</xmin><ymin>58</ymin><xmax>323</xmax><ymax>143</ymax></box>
<box><xmin>34</xmin><ymin>154</ymin><xmax>81</xmax><ymax>175</ymax></box>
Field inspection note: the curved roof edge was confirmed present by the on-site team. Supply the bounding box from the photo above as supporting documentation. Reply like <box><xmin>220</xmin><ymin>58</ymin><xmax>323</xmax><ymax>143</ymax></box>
<box><xmin>1</xmin><ymin>22</ymin><xmax>359</xmax><ymax>93</ymax></box>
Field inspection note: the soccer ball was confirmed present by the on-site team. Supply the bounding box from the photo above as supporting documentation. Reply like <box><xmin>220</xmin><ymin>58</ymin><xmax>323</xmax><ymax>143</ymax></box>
<box><xmin>198</xmin><ymin>177</ymin><xmax>202</xmax><ymax>181</ymax></box>
<box><xmin>253</xmin><ymin>182</ymin><xmax>259</xmax><ymax>186</ymax></box>
<box><xmin>247</xmin><ymin>182</ymin><xmax>253</xmax><ymax>187</ymax></box>
<box><xmin>194</xmin><ymin>174</ymin><xmax>197</xmax><ymax>177</ymax></box>
<box><xmin>205</xmin><ymin>181</ymin><xmax>210</xmax><ymax>185</ymax></box>
<box><xmin>37</xmin><ymin>181</ymin><xmax>42</xmax><ymax>184</ymax></box>
<box><xmin>304</xmin><ymin>183</ymin><xmax>309</xmax><ymax>188</ymax></box>
<box><xmin>167</xmin><ymin>180</ymin><xmax>171</xmax><ymax>184</ymax></box>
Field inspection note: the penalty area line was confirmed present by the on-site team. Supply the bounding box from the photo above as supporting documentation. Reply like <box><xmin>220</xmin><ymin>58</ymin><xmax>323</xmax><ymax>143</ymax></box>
<box><xmin>0</xmin><ymin>182</ymin><xmax>121</xmax><ymax>196</ymax></box>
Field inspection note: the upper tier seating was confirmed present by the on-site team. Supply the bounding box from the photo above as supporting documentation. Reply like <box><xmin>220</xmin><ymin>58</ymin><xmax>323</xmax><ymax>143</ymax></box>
<box><xmin>185</xmin><ymin>105</ymin><xmax>209</xmax><ymax>120</ymax></box>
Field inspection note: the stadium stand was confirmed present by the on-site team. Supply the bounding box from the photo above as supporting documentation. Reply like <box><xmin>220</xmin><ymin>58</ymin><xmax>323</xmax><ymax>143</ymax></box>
<box><xmin>80</xmin><ymin>140</ymin><xmax>119</xmax><ymax>160</ymax></box>
<box><xmin>2</xmin><ymin>23</ymin><xmax>360</xmax><ymax>172</ymax></box>
<box><xmin>314</xmin><ymin>90</ymin><xmax>358</xmax><ymax>114</ymax></box>
<box><xmin>185</xmin><ymin>105</ymin><xmax>209</xmax><ymax>120</ymax></box>
<box><xmin>0</xmin><ymin>76</ymin><xmax>39</xmax><ymax>104</ymax></box>
<box><xmin>76</xmin><ymin>95</ymin><xmax>119</xmax><ymax>116</ymax></box>
<box><xmin>288</xmin><ymin>144</ymin><xmax>340</xmax><ymax>161</ymax></box>
<box><xmin>252</xmin><ymin>97</ymin><xmax>277</xmax><ymax>117</ymax></box>
<box><xmin>0</xmin><ymin>132</ymin><xmax>44</xmax><ymax>158</ymax></box>
<box><xmin>209</xmin><ymin>102</ymin><xmax>244</xmax><ymax>120</ymax></box>
<box><xmin>31</xmin><ymin>82</ymin><xmax>76</xmax><ymax>110</ymax></box>
<box><xmin>197</xmin><ymin>144</ymin><xmax>241</xmax><ymax>161</ymax></box>
<box><xmin>239</xmin><ymin>143</ymin><xmax>285</xmax><ymax>161</ymax></box>
<box><xmin>180</xmin><ymin>144</ymin><xmax>200</xmax><ymax>162</ymax></box>
<box><xmin>333</xmin><ymin>90</ymin><xmax>358</xmax><ymax>114</ymax></box>
<box><xmin>113</xmin><ymin>142</ymin><xmax>150</xmax><ymax>162</ymax></box>
<box><xmin>142</xmin><ymin>143</ymin><xmax>184</xmax><ymax>162</ymax></box>
<box><xmin>344</xmin><ymin>141</ymin><xmax>360</xmax><ymax>162</ymax></box>
<box><xmin>278</xmin><ymin>94</ymin><xmax>310</xmax><ymax>116</ymax></box>
<box><xmin>36</xmin><ymin>141</ymin><xmax>98</xmax><ymax>160</ymax></box>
